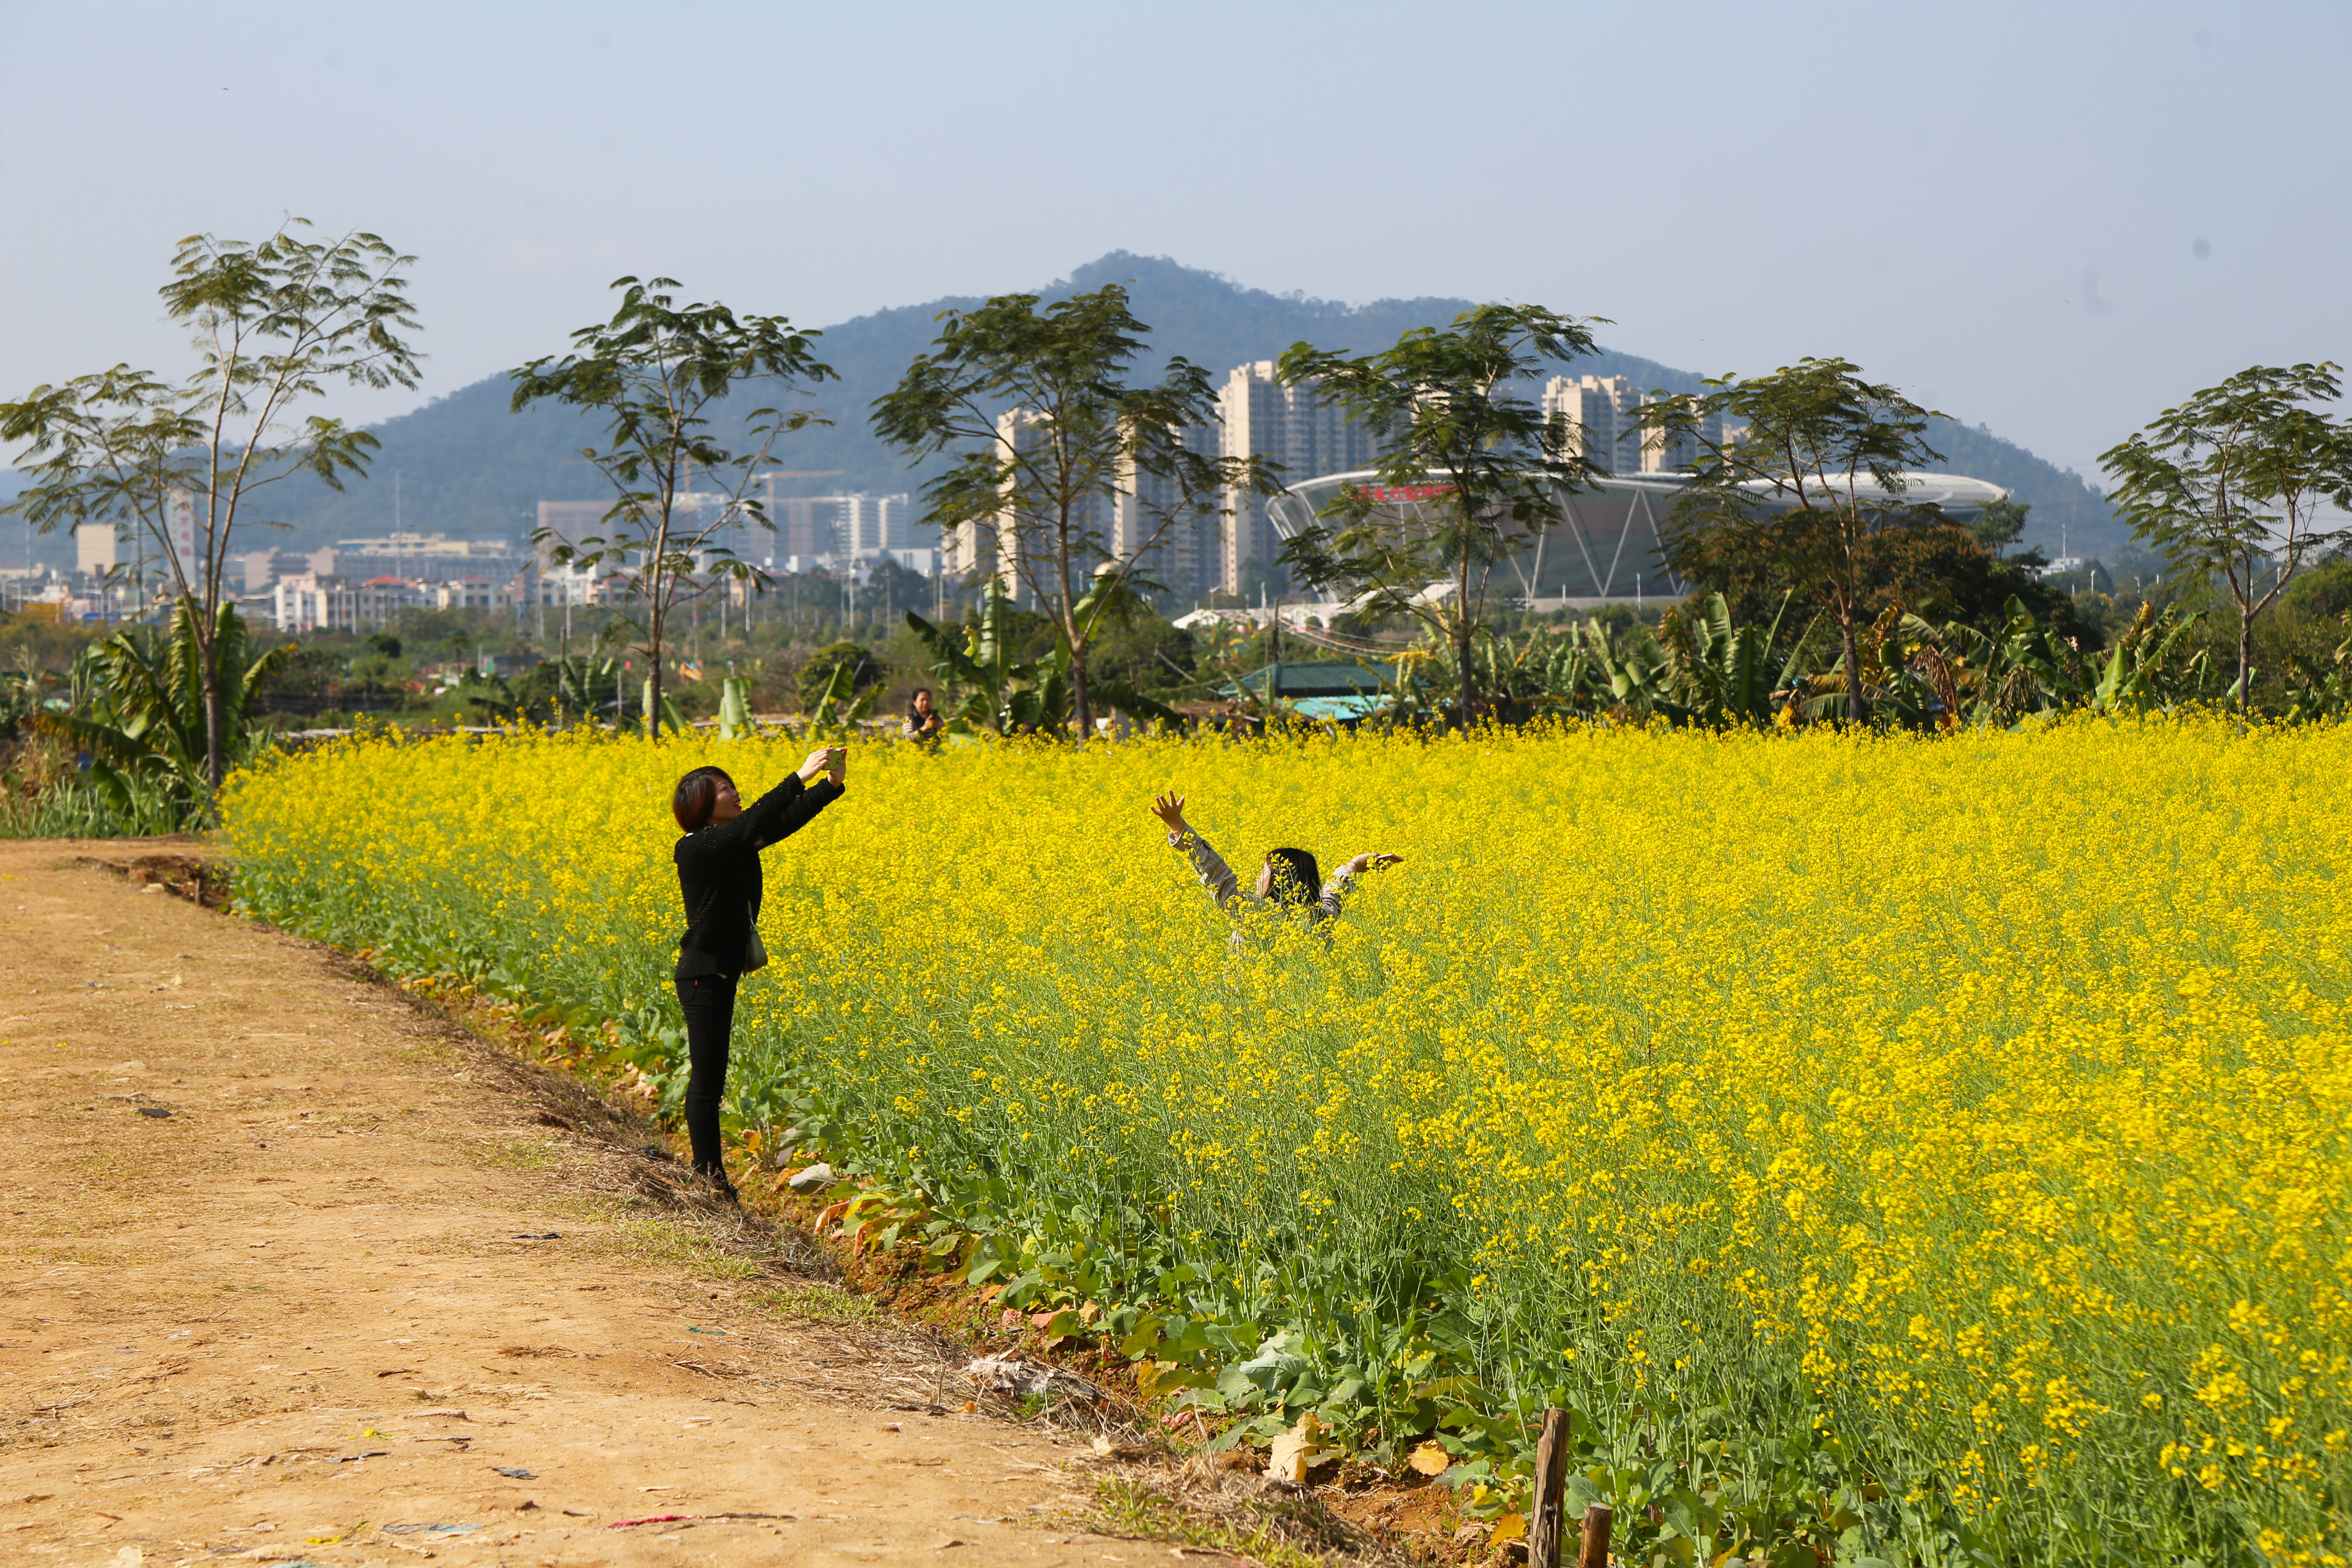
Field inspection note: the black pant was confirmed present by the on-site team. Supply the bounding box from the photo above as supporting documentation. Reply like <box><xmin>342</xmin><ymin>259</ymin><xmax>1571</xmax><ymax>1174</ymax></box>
<box><xmin>676</xmin><ymin>972</ymin><xmax>738</xmax><ymax>1177</ymax></box>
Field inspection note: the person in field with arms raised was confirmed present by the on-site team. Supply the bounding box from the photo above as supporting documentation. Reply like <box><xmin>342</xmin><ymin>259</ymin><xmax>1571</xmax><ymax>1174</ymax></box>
<box><xmin>1149</xmin><ymin>790</ymin><xmax>1402</xmax><ymax>932</ymax></box>
<box><xmin>670</xmin><ymin>745</ymin><xmax>846</xmax><ymax>1200</ymax></box>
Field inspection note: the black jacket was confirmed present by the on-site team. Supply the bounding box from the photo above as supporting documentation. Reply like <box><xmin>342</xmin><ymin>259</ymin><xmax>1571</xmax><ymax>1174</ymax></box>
<box><xmin>673</xmin><ymin>772</ymin><xmax>844</xmax><ymax>979</ymax></box>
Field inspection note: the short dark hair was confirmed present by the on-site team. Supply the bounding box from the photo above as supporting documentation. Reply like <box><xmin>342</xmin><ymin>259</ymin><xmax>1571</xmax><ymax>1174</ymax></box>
<box><xmin>909</xmin><ymin>687</ymin><xmax>933</xmax><ymax>715</ymax></box>
<box><xmin>672</xmin><ymin>766</ymin><xmax>734</xmax><ymax>831</ymax></box>
<box><xmin>1265</xmin><ymin>846</ymin><xmax>1321</xmax><ymax>907</ymax></box>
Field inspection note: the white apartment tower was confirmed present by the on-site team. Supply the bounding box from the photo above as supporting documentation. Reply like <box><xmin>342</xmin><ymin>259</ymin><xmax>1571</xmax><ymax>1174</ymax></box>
<box><xmin>1636</xmin><ymin>393</ymin><xmax>1727</xmax><ymax>474</ymax></box>
<box><xmin>950</xmin><ymin>411</ymin><xmax>1207</xmax><ymax>606</ymax></box>
<box><xmin>840</xmin><ymin>493</ymin><xmax>918</xmax><ymax>557</ymax></box>
<box><xmin>940</xmin><ymin>408</ymin><xmax>1059</xmax><ymax>605</ymax></box>
<box><xmin>1542</xmin><ymin>376</ymin><xmax>1726</xmax><ymax>476</ymax></box>
<box><xmin>1542</xmin><ymin>375</ymin><xmax>1644</xmax><ymax>478</ymax></box>
<box><xmin>1112</xmin><ymin>422</ymin><xmax>1222</xmax><ymax>603</ymax></box>
<box><xmin>1217</xmin><ymin>362</ymin><xmax>1381</xmax><ymax>597</ymax></box>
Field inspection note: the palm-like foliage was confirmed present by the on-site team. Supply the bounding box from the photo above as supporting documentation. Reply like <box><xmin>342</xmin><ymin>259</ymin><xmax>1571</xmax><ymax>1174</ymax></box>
<box><xmin>2087</xmin><ymin>601</ymin><xmax>2216</xmax><ymax>714</ymax></box>
<box><xmin>905</xmin><ymin>578</ymin><xmax>1180</xmax><ymax>737</ymax></box>
<box><xmin>38</xmin><ymin>600</ymin><xmax>288</xmax><ymax>825</ymax></box>
<box><xmin>2280</xmin><ymin>619</ymin><xmax>2352</xmax><ymax>722</ymax></box>
<box><xmin>1875</xmin><ymin>596</ymin><xmax>2214</xmax><ymax>730</ymax></box>
<box><xmin>1657</xmin><ymin>593</ymin><xmax>1825</xmax><ymax>727</ymax></box>
<box><xmin>905</xmin><ymin>579</ymin><xmax>1033</xmax><ymax>734</ymax></box>
<box><xmin>801</xmin><ymin>657</ymin><xmax>880</xmax><ymax>737</ymax></box>
<box><xmin>1391</xmin><ymin>589</ymin><xmax>2218</xmax><ymax>732</ymax></box>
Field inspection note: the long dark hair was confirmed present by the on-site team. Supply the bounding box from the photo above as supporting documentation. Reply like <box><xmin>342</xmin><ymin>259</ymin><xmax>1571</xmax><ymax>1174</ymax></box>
<box><xmin>1265</xmin><ymin>846</ymin><xmax>1321</xmax><ymax>907</ymax></box>
<box><xmin>672</xmin><ymin>765</ymin><xmax>734</xmax><ymax>831</ymax></box>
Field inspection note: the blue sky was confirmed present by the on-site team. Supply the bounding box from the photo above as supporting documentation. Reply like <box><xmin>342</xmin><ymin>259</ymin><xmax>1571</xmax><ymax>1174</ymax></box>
<box><xmin>2</xmin><ymin>0</ymin><xmax>2344</xmax><ymax>479</ymax></box>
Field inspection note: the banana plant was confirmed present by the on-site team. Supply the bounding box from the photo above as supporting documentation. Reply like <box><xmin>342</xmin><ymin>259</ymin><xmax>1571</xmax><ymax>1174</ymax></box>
<box><xmin>905</xmin><ymin>576</ymin><xmax>1180</xmax><ymax>737</ymax></box>
<box><xmin>37</xmin><ymin>598</ymin><xmax>289</xmax><ymax>826</ymax></box>
<box><xmin>555</xmin><ymin>654</ymin><xmax>621</xmax><ymax>723</ymax></box>
<box><xmin>1658</xmin><ymin>593</ymin><xmax>1824</xmax><ymax>727</ymax></box>
<box><xmin>2090</xmin><ymin>601</ymin><xmax>2213</xmax><ymax>713</ymax></box>
<box><xmin>904</xmin><ymin>578</ymin><xmax>1031</xmax><ymax>734</ymax></box>
<box><xmin>1577</xmin><ymin>616</ymin><xmax>1679</xmax><ymax>719</ymax></box>
<box><xmin>1898</xmin><ymin>597</ymin><xmax>2082</xmax><ymax>727</ymax></box>
<box><xmin>2280</xmin><ymin>618</ymin><xmax>2352</xmax><ymax>721</ymax></box>
<box><xmin>717</xmin><ymin>674</ymin><xmax>754</xmax><ymax>740</ymax></box>
<box><xmin>1</xmin><ymin>653</ymin><xmax>60</xmax><ymax>729</ymax></box>
<box><xmin>805</xmin><ymin>655</ymin><xmax>879</xmax><ymax>737</ymax></box>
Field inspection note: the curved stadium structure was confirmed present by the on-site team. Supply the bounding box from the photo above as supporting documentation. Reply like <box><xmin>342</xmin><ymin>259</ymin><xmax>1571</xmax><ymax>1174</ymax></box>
<box><xmin>1263</xmin><ymin>469</ymin><xmax>2010</xmax><ymax>601</ymax></box>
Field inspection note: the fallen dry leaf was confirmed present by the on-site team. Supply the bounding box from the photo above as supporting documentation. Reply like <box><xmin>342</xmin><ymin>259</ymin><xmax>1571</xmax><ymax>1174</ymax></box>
<box><xmin>1407</xmin><ymin>1440</ymin><xmax>1451</xmax><ymax>1476</ymax></box>
<box><xmin>1265</xmin><ymin>1411</ymin><xmax>1330</xmax><ymax>1483</ymax></box>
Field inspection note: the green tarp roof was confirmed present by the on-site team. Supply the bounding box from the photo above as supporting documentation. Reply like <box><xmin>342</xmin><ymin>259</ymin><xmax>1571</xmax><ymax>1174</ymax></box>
<box><xmin>1223</xmin><ymin>660</ymin><xmax>1394</xmax><ymax>699</ymax></box>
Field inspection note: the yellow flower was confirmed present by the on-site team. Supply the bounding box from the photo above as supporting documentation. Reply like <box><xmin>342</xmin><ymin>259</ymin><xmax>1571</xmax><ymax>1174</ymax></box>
<box><xmin>222</xmin><ymin>714</ymin><xmax>2352</xmax><ymax>1560</ymax></box>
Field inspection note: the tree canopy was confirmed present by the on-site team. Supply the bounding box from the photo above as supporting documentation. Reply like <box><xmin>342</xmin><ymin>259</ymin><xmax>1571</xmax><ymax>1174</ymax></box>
<box><xmin>1275</xmin><ymin>303</ymin><xmax>1606</xmax><ymax>724</ymax></box>
<box><xmin>2099</xmin><ymin>362</ymin><xmax>2352</xmax><ymax>709</ymax></box>
<box><xmin>509</xmin><ymin>275</ymin><xmax>834</xmax><ymax>737</ymax></box>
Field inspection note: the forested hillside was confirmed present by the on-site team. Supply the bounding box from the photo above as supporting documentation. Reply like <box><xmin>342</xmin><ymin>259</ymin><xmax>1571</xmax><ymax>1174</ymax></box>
<box><xmin>23</xmin><ymin>253</ymin><xmax>2127</xmax><ymax>560</ymax></box>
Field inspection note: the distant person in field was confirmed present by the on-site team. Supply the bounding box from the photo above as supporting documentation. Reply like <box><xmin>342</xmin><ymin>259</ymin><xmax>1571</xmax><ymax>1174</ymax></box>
<box><xmin>670</xmin><ymin>746</ymin><xmax>846</xmax><ymax>1201</ymax></box>
<box><xmin>1148</xmin><ymin>790</ymin><xmax>1402</xmax><ymax>935</ymax></box>
<box><xmin>902</xmin><ymin>687</ymin><xmax>946</xmax><ymax>747</ymax></box>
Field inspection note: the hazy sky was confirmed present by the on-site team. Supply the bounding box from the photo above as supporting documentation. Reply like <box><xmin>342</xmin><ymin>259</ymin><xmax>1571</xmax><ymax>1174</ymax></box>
<box><xmin>4</xmin><ymin>0</ymin><xmax>2344</xmax><ymax>481</ymax></box>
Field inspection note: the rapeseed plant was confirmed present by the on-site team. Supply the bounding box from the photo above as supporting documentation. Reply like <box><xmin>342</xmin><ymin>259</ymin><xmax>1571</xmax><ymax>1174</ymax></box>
<box><xmin>222</xmin><ymin>718</ymin><xmax>2352</xmax><ymax>1567</ymax></box>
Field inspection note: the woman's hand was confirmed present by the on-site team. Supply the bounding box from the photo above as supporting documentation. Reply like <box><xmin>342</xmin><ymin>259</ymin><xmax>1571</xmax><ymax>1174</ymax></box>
<box><xmin>797</xmin><ymin>746</ymin><xmax>843</xmax><ymax>785</ymax></box>
<box><xmin>1149</xmin><ymin>790</ymin><xmax>1189</xmax><ymax>836</ymax></box>
<box><xmin>826</xmin><ymin>745</ymin><xmax>848</xmax><ymax>786</ymax></box>
<box><xmin>1345</xmin><ymin>851</ymin><xmax>1405</xmax><ymax>875</ymax></box>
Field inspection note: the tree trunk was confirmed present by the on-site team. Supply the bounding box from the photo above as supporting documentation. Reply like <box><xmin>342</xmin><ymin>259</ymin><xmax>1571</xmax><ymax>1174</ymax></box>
<box><xmin>2237</xmin><ymin>607</ymin><xmax>2254</xmax><ymax>712</ymax></box>
<box><xmin>200</xmin><ymin>635</ymin><xmax>225</xmax><ymax>798</ymax></box>
<box><xmin>648</xmin><ymin>621</ymin><xmax>664</xmax><ymax>740</ymax></box>
<box><xmin>1455</xmin><ymin>544</ymin><xmax>1476</xmax><ymax>728</ymax></box>
<box><xmin>1454</xmin><ymin>615</ymin><xmax>1476</xmax><ymax>728</ymax></box>
<box><xmin>1839</xmin><ymin>600</ymin><xmax>1869</xmax><ymax>728</ymax></box>
<box><xmin>183</xmin><ymin>589</ymin><xmax>228</xmax><ymax>803</ymax></box>
<box><xmin>647</xmin><ymin>519</ymin><xmax>668</xmax><ymax>740</ymax></box>
<box><xmin>1058</xmin><ymin>527</ymin><xmax>1091</xmax><ymax>739</ymax></box>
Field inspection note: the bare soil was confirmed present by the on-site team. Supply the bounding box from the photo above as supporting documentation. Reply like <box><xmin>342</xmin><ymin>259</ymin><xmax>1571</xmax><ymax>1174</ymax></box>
<box><xmin>0</xmin><ymin>838</ymin><xmax>1173</xmax><ymax>1568</ymax></box>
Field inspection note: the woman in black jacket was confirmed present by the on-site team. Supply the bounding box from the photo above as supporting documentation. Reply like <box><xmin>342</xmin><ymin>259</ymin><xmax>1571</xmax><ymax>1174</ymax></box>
<box><xmin>670</xmin><ymin>745</ymin><xmax>846</xmax><ymax>1199</ymax></box>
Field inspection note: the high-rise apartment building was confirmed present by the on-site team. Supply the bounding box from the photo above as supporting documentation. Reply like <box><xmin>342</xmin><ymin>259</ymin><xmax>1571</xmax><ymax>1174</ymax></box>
<box><xmin>935</xmin><ymin>413</ymin><xmax>1220</xmax><ymax>606</ymax></box>
<box><xmin>1542</xmin><ymin>376</ymin><xmax>1725</xmax><ymax>476</ymax></box>
<box><xmin>75</xmin><ymin>524</ymin><xmax>115</xmax><ymax>577</ymax></box>
<box><xmin>737</xmin><ymin>484</ymin><xmax>924</xmax><ymax>565</ymax></box>
<box><xmin>1636</xmin><ymin>392</ymin><xmax>1726</xmax><ymax>474</ymax></box>
<box><xmin>1216</xmin><ymin>362</ymin><xmax>1380</xmax><ymax>597</ymax></box>
<box><xmin>940</xmin><ymin>410</ymin><xmax>1049</xmax><ymax>603</ymax></box>
<box><xmin>1542</xmin><ymin>375</ymin><xmax>1645</xmax><ymax>478</ymax></box>
<box><xmin>839</xmin><ymin>492</ymin><xmax>918</xmax><ymax>557</ymax></box>
<box><xmin>1113</xmin><ymin>423</ymin><xmax>1222</xmax><ymax>603</ymax></box>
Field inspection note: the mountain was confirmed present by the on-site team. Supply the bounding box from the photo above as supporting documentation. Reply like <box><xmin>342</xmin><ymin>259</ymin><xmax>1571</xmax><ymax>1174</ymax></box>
<box><xmin>36</xmin><ymin>253</ymin><xmax>2128</xmax><ymax>561</ymax></box>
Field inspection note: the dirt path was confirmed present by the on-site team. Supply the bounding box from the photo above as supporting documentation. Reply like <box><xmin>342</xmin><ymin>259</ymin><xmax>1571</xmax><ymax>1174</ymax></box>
<box><xmin>0</xmin><ymin>839</ymin><xmax>1149</xmax><ymax>1568</ymax></box>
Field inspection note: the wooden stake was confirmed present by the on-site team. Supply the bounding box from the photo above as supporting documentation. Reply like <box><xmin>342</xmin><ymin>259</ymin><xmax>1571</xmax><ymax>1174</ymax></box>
<box><xmin>1528</xmin><ymin>1407</ymin><xmax>1569</xmax><ymax>1568</ymax></box>
<box><xmin>1579</xmin><ymin>1502</ymin><xmax>1614</xmax><ymax>1568</ymax></box>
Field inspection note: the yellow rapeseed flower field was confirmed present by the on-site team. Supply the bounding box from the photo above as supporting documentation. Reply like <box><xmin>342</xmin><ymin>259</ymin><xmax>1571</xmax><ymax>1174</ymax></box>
<box><xmin>223</xmin><ymin>718</ymin><xmax>2351</xmax><ymax>1566</ymax></box>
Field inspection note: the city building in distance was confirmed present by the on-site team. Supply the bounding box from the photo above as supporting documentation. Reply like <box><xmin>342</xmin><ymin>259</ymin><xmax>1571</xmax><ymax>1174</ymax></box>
<box><xmin>541</xmin><ymin>491</ymin><xmax>932</xmax><ymax>579</ymax></box>
<box><xmin>1217</xmin><ymin>361</ymin><xmax>1380</xmax><ymax>598</ymax></box>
